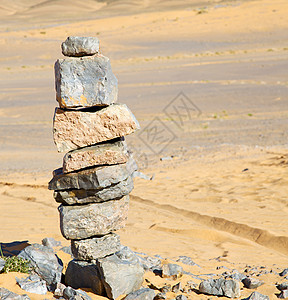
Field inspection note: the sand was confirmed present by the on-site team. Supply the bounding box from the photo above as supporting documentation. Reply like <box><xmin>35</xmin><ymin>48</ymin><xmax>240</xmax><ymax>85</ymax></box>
<box><xmin>0</xmin><ymin>0</ymin><xmax>287</xmax><ymax>299</ymax></box>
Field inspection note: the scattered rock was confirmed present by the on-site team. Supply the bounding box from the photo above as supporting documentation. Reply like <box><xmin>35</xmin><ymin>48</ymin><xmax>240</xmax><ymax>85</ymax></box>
<box><xmin>162</xmin><ymin>263</ymin><xmax>183</xmax><ymax>280</ymax></box>
<box><xmin>160</xmin><ymin>284</ymin><xmax>171</xmax><ymax>293</ymax></box>
<box><xmin>125</xmin><ymin>288</ymin><xmax>155</xmax><ymax>300</ymax></box>
<box><xmin>71</xmin><ymin>233</ymin><xmax>121</xmax><ymax>260</ymax></box>
<box><xmin>59</xmin><ymin>196</ymin><xmax>129</xmax><ymax>239</ymax></box>
<box><xmin>53</xmin><ymin>104</ymin><xmax>139</xmax><ymax>152</ymax></box>
<box><xmin>18</xmin><ymin>244</ymin><xmax>63</xmax><ymax>291</ymax></box>
<box><xmin>0</xmin><ymin>287</ymin><xmax>31</xmax><ymax>300</ymax></box>
<box><xmin>55</xmin><ymin>54</ymin><xmax>117</xmax><ymax>108</ymax></box>
<box><xmin>54</xmin><ymin>282</ymin><xmax>66</xmax><ymax>297</ymax></box>
<box><xmin>16</xmin><ymin>274</ymin><xmax>47</xmax><ymax>295</ymax></box>
<box><xmin>160</xmin><ymin>156</ymin><xmax>174</xmax><ymax>161</ymax></box>
<box><xmin>132</xmin><ymin>171</ymin><xmax>152</xmax><ymax>181</ymax></box>
<box><xmin>278</xmin><ymin>289</ymin><xmax>288</xmax><ymax>299</ymax></box>
<box><xmin>224</xmin><ymin>269</ymin><xmax>247</xmax><ymax>281</ymax></box>
<box><xmin>54</xmin><ymin>176</ymin><xmax>134</xmax><ymax>205</ymax></box>
<box><xmin>176</xmin><ymin>256</ymin><xmax>198</xmax><ymax>267</ymax></box>
<box><xmin>175</xmin><ymin>295</ymin><xmax>187</xmax><ymax>300</ymax></box>
<box><xmin>0</xmin><ymin>257</ymin><xmax>6</xmax><ymax>272</ymax></box>
<box><xmin>61</xmin><ymin>36</ymin><xmax>100</xmax><ymax>57</ymax></box>
<box><xmin>244</xmin><ymin>291</ymin><xmax>269</xmax><ymax>300</ymax></box>
<box><xmin>49</xmin><ymin>157</ymin><xmax>137</xmax><ymax>191</ymax></box>
<box><xmin>172</xmin><ymin>282</ymin><xmax>181</xmax><ymax>293</ymax></box>
<box><xmin>182</xmin><ymin>281</ymin><xmax>197</xmax><ymax>293</ymax></box>
<box><xmin>276</xmin><ymin>282</ymin><xmax>288</xmax><ymax>291</ymax></box>
<box><xmin>199</xmin><ymin>278</ymin><xmax>240</xmax><ymax>298</ymax></box>
<box><xmin>42</xmin><ymin>237</ymin><xmax>61</xmax><ymax>248</ymax></box>
<box><xmin>280</xmin><ymin>269</ymin><xmax>288</xmax><ymax>277</ymax></box>
<box><xmin>137</xmin><ymin>255</ymin><xmax>161</xmax><ymax>271</ymax></box>
<box><xmin>242</xmin><ymin>277</ymin><xmax>264</xmax><ymax>289</ymax></box>
<box><xmin>154</xmin><ymin>292</ymin><xmax>166</xmax><ymax>300</ymax></box>
<box><xmin>63</xmin><ymin>139</ymin><xmax>129</xmax><ymax>173</ymax></box>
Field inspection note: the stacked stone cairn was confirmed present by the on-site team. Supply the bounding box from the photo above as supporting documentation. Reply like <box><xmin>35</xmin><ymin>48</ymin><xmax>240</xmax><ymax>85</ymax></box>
<box><xmin>48</xmin><ymin>36</ymin><xmax>144</xmax><ymax>299</ymax></box>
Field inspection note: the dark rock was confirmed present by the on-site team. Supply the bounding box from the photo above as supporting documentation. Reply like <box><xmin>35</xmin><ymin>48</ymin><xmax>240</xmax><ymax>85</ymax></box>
<box><xmin>71</xmin><ymin>233</ymin><xmax>121</xmax><ymax>260</ymax></box>
<box><xmin>278</xmin><ymin>290</ymin><xmax>288</xmax><ymax>299</ymax></box>
<box><xmin>242</xmin><ymin>277</ymin><xmax>264</xmax><ymax>289</ymax></box>
<box><xmin>277</xmin><ymin>282</ymin><xmax>288</xmax><ymax>291</ymax></box>
<box><xmin>16</xmin><ymin>274</ymin><xmax>47</xmax><ymax>295</ymax></box>
<box><xmin>125</xmin><ymin>288</ymin><xmax>155</xmax><ymax>300</ymax></box>
<box><xmin>0</xmin><ymin>287</ymin><xmax>31</xmax><ymax>299</ymax></box>
<box><xmin>176</xmin><ymin>256</ymin><xmax>198</xmax><ymax>266</ymax></box>
<box><xmin>42</xmin><ymin>237</ymin><xmax>61</xmax><ymax>248</ymax></box>
<box><xmin>162</xmin><ymin>263</ymin><xmax>183</xmax><ymax>280</ymax></box>
<box><xmin>199</xmin><ymin>278</ymin><xmax>240</xmax><ymax>298</ymax></box>
<box><xmin>0</xmin><ymin>257</ymin><xmax>5</xmax><ymax>272</ymax></box>
<box><xmin>55</xmin><ymin>54</ymin><xmax>117</xmax><ymax>108</ymax></box>
<box><xmin>18</xmin><ymin>244</ymin><xmax>63</xmax><ymax>290</ymax></box>
<box><xmin>59</xmin><ymin>196</ymin><xmax>129</xmax><ymax>239</ymax></box>
<box><xmin>175</xmin><ymin>295</ymin><xmax>187</xmax><ymax>300</ymax></box>
<box><xmin>49</xmin><ymin>157</ymin><xmax>137</xmax><ymax>191</ymax></box>
<box><xmin>154</xmin><ymin>292</ymin><xmax>166</xmax><ymax>300</ymax></box>
<box><xmin>54</xmin><ymin>176</ymin><xmax>134</xmax><ymax>205</ymax></box>
<box><xmin>244</xmin><ymin>291</ymin><xmax>269</xmax><ymax>300</ymax></box>
<box><xmin>172</xmin><ymin>282</ymin><xmax>181</xmax><ymax>293</ymax></box>
<box><xmin>61</xmin><ymin>36</ymin><xmax>99</xmax><ymax>57</ymax></box>
<box><xmin>280</xmin><ymin>269</ymin><xmax>288</xmax><ymax>277</ymax></box>
<box><xmin>54</xmin><ymin>282</ymin><xmax>66</xmax><ymax>297</ymax></box>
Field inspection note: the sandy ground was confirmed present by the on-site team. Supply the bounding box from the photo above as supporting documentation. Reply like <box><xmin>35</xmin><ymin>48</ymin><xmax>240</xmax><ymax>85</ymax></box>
<box><xmin>0</xmin><ymin>0</ymin><xmax>287</xmax><ymax>299</ymax></box>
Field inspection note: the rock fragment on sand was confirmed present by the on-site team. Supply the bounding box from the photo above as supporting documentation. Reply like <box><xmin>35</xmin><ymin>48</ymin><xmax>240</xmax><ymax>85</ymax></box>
<box><xmin>278</xmin><ymin>290</ymin><xmax>288</xmax><ymax>299</ymax></box>
<box><xmin>277</xmin><ymin>282</ymin><xmax>288</xmax><ymax>291</ymax></box>
<box><xmin>242</xmin><ymin>277</ymin><xmax>264</xmax><ymax>289</ymax></box>
<box><xmin>16</xmin><ymin>274</ymin><xmax>47</xmax><ymax>295</ymax></box>
<box><xmin>49</xmin><ymin>157</ymin><xmax>137</xmax><ymax>191</ymax></box>
<box><xmin>154</xmin><ymin>292</ymin><xmax>166</xmax><ymax>300</ymax></box>
<box><xmin>280</xmin><ymin>269</ymin><xmax>288</xmax><ymax>277</ymax></box>
<box><xmin>63</xmin><ymin>286</ymin><xmax>92</xmax><ymax>300</ymax></box>
<box><xmin>53</xmin><ymin>104</ymin><xmax>139</xmax><ymax>152</ymax></box>
<box><xmin>0</xmin><ymin>287</ymin><xmax>30</xmax><ymax>300</ymax></box>
<box><xmin>63</xmin><ymin>139</ymin><xmax>129</xmax><ymax>173</ymax></box>
<box><xmin>176</xmin><ymin>255</ymin><xmax>198</xmax><ymax>266</ymax></box>
<box><xmin>71</xmin><ymin>233</ymin><xmax>121</xmax><ymax>260</ymax></box>
<box><xmin>124</xmin><ymin>288</ymin><xmax>155</xmax><ymax>300</ymax></box>
<box><xmin>162</xmin><ymin>263</ymin><xmax>183</xmax><ymax>280</ymax></box>
<box><xmin>54</xmin><ymin>282</ymin><xmax>66</xmax><ymax>297</ymax></box>
<box><xmin>59</xmin><ymin>196</ymin><xmax>129</xmax><ymax>239</ymax></box>
<box><xmin>199</xmin><ymin>278</ymin><xmax>240</xmax><ymax>298</ymax></box>
<box><xmin>245</xmin><ymin>291</ymin><xmax>269</xmax><ymax>300</ymax></box>
<box><xmin>61</xmin><ymin>36</ymin><xmax>100</xmax><ymax>57</ymax></box>
<box><xmin>18</xmin><ymin>244</ymin><xmax>63</xmax><ymax>290</ymax></box>
<box><xmin>42</xmin><ymin>237</ymin><xmax>61</xmax><ymax>248</ymax></box>
<box><xmin>172</xmin><ymin>282</ymin><xmax>182</xmax><ymax>293</ymax></box>
<box><xmin>55</xmin><ymin>55</ymin><xmax>117</xmax><ymax>108</ymax></box>
<box><xmin>137</xmin><ymin>255</ymin><xmax>161</xmax><ymax>271</ymax></box>
<box><xmin>176</xmin><ymin>295</ymin><xmax>188</xmax><ymax>300</ymax></box>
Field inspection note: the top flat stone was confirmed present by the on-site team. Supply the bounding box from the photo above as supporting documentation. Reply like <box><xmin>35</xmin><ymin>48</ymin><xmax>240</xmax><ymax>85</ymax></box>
<box><xmin>61</xmin><ymin>36</ymin><xmax>99</xmax><ymax>57</ymax></box>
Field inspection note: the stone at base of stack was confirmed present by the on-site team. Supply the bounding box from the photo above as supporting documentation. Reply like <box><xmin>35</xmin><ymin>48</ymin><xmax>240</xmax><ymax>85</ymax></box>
<box><xmin>49</xmin><ymin>36</ymin><xmax>144</xmax><ymax>299</ymax></box>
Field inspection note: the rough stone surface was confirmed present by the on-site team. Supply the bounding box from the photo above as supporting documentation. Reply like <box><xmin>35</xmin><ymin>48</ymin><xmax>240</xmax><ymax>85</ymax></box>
<box><xmin>63</xmin><ymin>139</ymin><xmax>129</xmax><ymax>173</ymax></box>
<box><xmin>125</xmin><ymin>288</ymin><xmax>155</xmax><ymax>300</ymax></box>
<box><xmin>162</xmin><ymin>263</ymin><xmax>183</xmax><ymax>280</ymax></box>
<box><xmin>71</xmin><ymin>233</ymin><xmax>121</xmax><ymax>260</ymax></box>
<box><xmin>278</xmin><ymin>290</ymin><xmax>288</xmax><ymax>299</ymax></box>
<box><xmin>245</xmin><ymin>291</ymin><xmax>269</xmax><ymax>300</ymax></box>
<box><xmin>0</xmin><ymin>257</ymin><xmax>5</xmax><ymax>272</ymax></box>
<box><xmin>53</xmin><ymin>104</ymin><xmax>139</xmax><ymax>152</ymax></box>
<box><xmin>97</xmin><ymin>247</ymin><xmax>144</xmax><ymax>299</ymax></box>
<box><xmin>242</xmin><ymin>277</ymin><xmax>264</xmax><ymax>289</ymax></box>
<box><xmin>18</xmin><ymin>244</ymin><xmax>63</xmax><ymax>290</ymax></box>
<box><xmin>55</xmin><ymin>54</ymin><xmax>117</xmax><ymax>108</ymax></box>
<box><xmin>137</xmin><ymin>255</ymin><xmax>161</xmax><ymax>271</ymax></box>
<box><xmin>0</xmin><ymin>287</ymin><xmax>31</xmax><ymax>300</ymax></box>
<box><xmin>49</xmin><ymin>157</ymin><xmax>137</xmax><ymax>191</ymax></box>
<box><xmin>61</xmin><ymin>36</ymin><xmax>99</xmax><ymax>57</ymax></box>
<box><xmin>65</xmin><ymin>260</ymin><xmax>105</xmax><ymax>295</ymax></box>
<box><xmin>59</xmin><ymin>196</ymin><xmax>129</xmax><ymax>239</ymax></box>
<box><xmin>176</xmin><ymin>295</ymin><xmax>188</xmax><ymax>300</ymax></box>
<box><xmin>42</xmin><ymin>237</ymin><xmax>61</xmax><ymax>248</ymax></box>
<box><xmin>54</xmin><ymin>175</ymin><xmax>134</xmax><ymax>205</ymax></box>
<box><xmin>199</xmin><ymin>278</ymin><xmax>240</xmax><ymax>298</ymax></box>
<box><xmin>54</xmin><ymin>282</ymin><xmax>66</xmax><ymax>297</ymax></box>
<box><xmin>154</xmin><ymin>293</ymin><xmax>166</xmax><ymax>300</ymax></box>
<box><xmin>16</xmin><ymin>274</ymin><xmax>47</xmax><ymax>295</ymax></box>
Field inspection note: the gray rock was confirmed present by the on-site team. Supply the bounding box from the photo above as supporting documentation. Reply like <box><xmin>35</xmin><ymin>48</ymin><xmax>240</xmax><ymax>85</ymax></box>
<box><xmin>59</xmin><ymin>196</ymin><xmax>129</xmax><ymax>239</ymax></box>
<box><xmin>176</xmin><ymin>256</ymin><xmax>198</xmax><ymax>266</ymax></box>
<box><xmin>97</xmin><ymin>247</ymin><xmax>144</xmax><ymax>299</ymax></box>
<box><xmin>0</xmin><ymin>287</ymin><xmax>31</xmax><ymax>300</ymax></box>
<box><xmin>63</xmin><ymin>286</ymin><xmax>77</xmax><ymax>299</ymax></box>
<box><xmin>49</xmin><ymin>157</ymin><xmax>137</xmax><ymax>191</ymax></box>
<box><xmin>54</xmin><ymin>282</ymin><xmax>66</xmax><ymax>297</ymax></box>
<box><xmin>16</xmin><ymin>274</ymin><xmax>47</xmax><ymax>295</ymax></box>
<box><xmin>132</xmin><ymin>171</ymin><xmax>151</xmax><ymax>181</ymax></box>
<box><xmin>125</xmin><ymin>288</ymin><xmax>155</xmax><ymax>300</ymax></box>
<box><xmin>278</xmin><ymin>290</ymin><xmax>288</xmax><ymax>299</ymax></box>
<box><xmin>71</xmin><ymin>233</ymin><xmax>121</xmax><ymax>260</ymax></box>
<box><xmin>61</xmin><ymin>36</ymin><xmax>99</xmax><ymax>57</ymax></box>
<box><xmin>244</xmin><ymin>291</ymin><xmax>269</xmax><ymax>300</ymax></box>
<box><xmin>175</xmin><ymin>296</ymin><xmax>187</xmax><ymax>300</ymax></box>
<box><xmin>137</xmin><ymin>255</ymin><xmax>161</xmax><ymax>271</ymax></box>
<box><xmin>0</xmin><ymin>257</ymin><xmax>5</xmax><ymax>272</ymax></box>
<box><xmin>224</xmin><ymin>269</ymin><xmax>247</xmax><ymax>281</ymax></box>
<box><xmin>162</xmin><ymin>263</ymin><xmax>183</xmax><ymax>280</ymax></box>
<box><xmin>73</xmin><ymin>289</ymin><xmax>93</xmax><ymax>300</ymax></box>
<box><xmin>280</xmin><ymin>269</ymin><xmax>288</xmax><ymax>277</ymax></box>
<box><xmin>154</xmin><ymin>293</ymin><xmax>166</xmax><ymax>300</ymax></box>
<box><xmin>60</xmin><ymin>246</ymin><xmax>72</xmax><ymax>256</ymax></box>
<box><xmin>242</xmin><ymin>277</ymin><xmax>264</xmax><ymax>289</ymax></box>
<box><xmin>55</xmin><ymin>55</ymin><xmax>117</xmax><ymax>108</ymax></box>
<box><xmin>65</xmin><ymin>260</ymin><xmax>105</xmax><ymax>295</ymax></box>
<box><xmin>18</xmin><ymin>244</ymin><xmax>63</xmax><ymax>290</ymax></box>
<box><xmin>277</xmin><ymin>282</ymin><xmax>288</xmax><ymax>291</ymax></box>
<box><xmin>54</xmin><ymin>176</ymin><xmax>134</xmax><ymax>205</ymax></box>
<box><xmin>172</xmin><ymin>282</ymin><xmax>181</xmax><ymax>293</ymax></box>
<box><xmin>199</xmin><ymin>278</ymin><xmax>240</xmax><ymax>298</ymax></box>
<box><xmin>161</xmin><ymin>285</ymin><xmax>171</xmax><ymax>293</ymax></box>
<box><xmin>42</xmin><ymin>237</ymin><xmax>61</xmax><ymax>248</ymax></box>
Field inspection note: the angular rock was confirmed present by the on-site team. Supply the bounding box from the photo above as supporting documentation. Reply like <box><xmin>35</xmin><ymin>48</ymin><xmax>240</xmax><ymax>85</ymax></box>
<box><xmin>278</xmin><ymin>290</ymin><xmax>288</xmax><ymax>299</ymax></box>
<box><xmin>63</xmin><ymin>286</ymin><xmax>77</xmax><ymax>299</ymax></box>
<box><xmin>162</xmin><ymin>263</ymin><xmax>183</xmax><ymax>280</ymax></box>
<box><xmin>59</xmin><ymin>196</ymin><xmax>129</xmax><ymax>239</ymax></box>
<box><xmin>61</xmin><ymin>36</ymin><xmax>99</xmax><ymax>57</ymax></box>
<box><xmin>137</xmin><ymin>255</ymin><xmax>161</xmax><ymax>271</ymax></box>
<box><xmin>65</xmin><ymin>260</ymin><xmax>105</xmax><ymax>295</ymax></box>
<box><xmin>154</xmin><ymin>293</ymin><xmax>166</xmax><ymax>300</ymax></box>
<box><xmin>280</xmin><ymin>269</ymin><xmax>288</xmax><ymax>277</ymax></box>
<box><xmin>71</xmin><ymin>233</ymin><xmax>121</xmax><ymax>260</ymax></box>
<box><xmin>0</xmin><ymin>287</ymin><xmax>30</xmax><ymax>300</ymax></box>
<box><xmin>172</xmin><ymin>282</ymin><xmax>182</xmax><ymax>293</ymax></box>
<box><xmin>97</xmin><ymin>247</ymin><xmax>144</xmax><ymax>299</ymax></box>
<box><xmin>199</xmin><ymin>278</ymin><xmax>240</xmax><ymax>298</ymax></box>
<box><xmin>242</xmin><ymin>277</ymin><xmax>264</xmax><ymax>289</ymax></box>
<box><xmin>277</xmin><ymin>282</ymin><xmax>288</xmax><ymax>291</ymax></box>
<box><xmin>55</xmin><ymin>54</ymin><xmax>117</xmax><ymax>108</ymax></box>
<box><xmin>125</xmin><ymin>288</ymin><xmax>155</xmax><ymax>300</ymax></box>
<box><xmin>42</xmin><ymin>237</ymin><xmax>61</xmax><ymax>248</ymax></box>
<box><xmin>54</xmin><ymin>282</ymin><xmax>66</xmax><ymax>297</ymax></box>
<box><xmin>60</xmin><ymin>245</ymin><xmax>72</xmax><ymax>256</ymax></box>
<box><xmin>63</xmin><ymin>139</ymin><xmax>129</xmax><ymax>173</ymax></box>
<box><xmin>49</xmin><ymin>157</ymin><xmax>137</xmax><ymax>191</ymax></box>
<box><xmin>53</xmin><ymin>104</ymin><xmax>139</xmax><ymax>152</ymax></box>
<box><xmin>176</xmin><ymin>256</ymin><xmax>198</xmax><ymax>266</ymax></box>
<box><xmin>18</xmin><ymin>244</ymin><xmax>63</xmax><ymax>290</ymax></box>
<box><xmin>54</xmin><ymin>176</ymin><xmax>134</xmax><ymax>205</ymax></box>
<box><xmin>176</xmin><ymin>295</ymin><xmax>187</xmax><ymax>300</ymax></box>
<box><xmin>16</xmin><ymin>274</ymin><xmax>47</xmax><ymax>295</ymax></box>
<box><xmin>245</xmin><ymin>291</ymin><xmax>269</xmax><ymax>300</ymax></box>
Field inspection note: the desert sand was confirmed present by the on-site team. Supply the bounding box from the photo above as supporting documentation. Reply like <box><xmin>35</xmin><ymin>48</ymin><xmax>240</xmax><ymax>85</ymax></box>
<box><xmin>0</xmin><ymin>0</ymin><xmax>287</xmax><ymax>299</ymax></box>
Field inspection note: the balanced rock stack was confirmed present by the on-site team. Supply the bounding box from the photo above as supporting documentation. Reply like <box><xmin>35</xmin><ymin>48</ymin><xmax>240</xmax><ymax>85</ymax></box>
<box><xmin>48</xmin><ymin>36</ymin><xmax>144</xmax><ymax>299</ymax></box>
